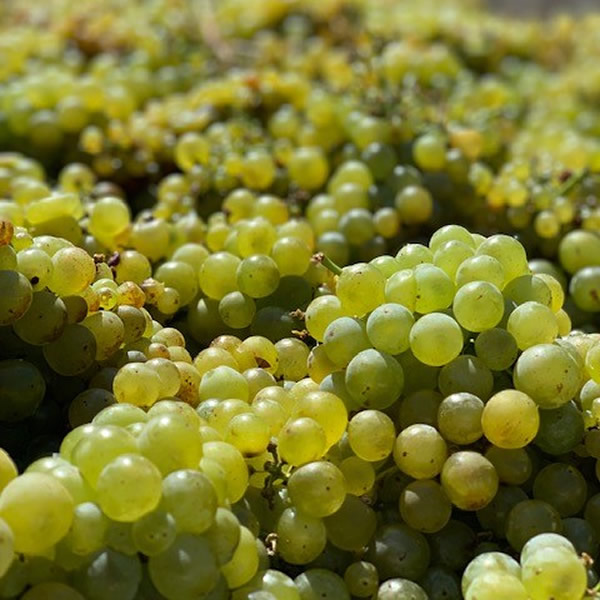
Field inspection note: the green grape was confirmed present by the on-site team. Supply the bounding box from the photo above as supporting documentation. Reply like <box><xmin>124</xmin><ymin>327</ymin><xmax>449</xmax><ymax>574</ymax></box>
<box><xmin>276</xmin><ymin>507</ymin><xmax>327</xmax><ymax>564</ymax></box>
<box><xmin>43</xmin><ymin>323</ymin><xmax>97</xmax><ymax>376</ymax></box>
<box><xmin>339</xmin><ymin>456</ymin><xmax>375</xmax><ymax>496</ymax></box>
<box><xmin>161</xmin><ymin>469</ymin><xmax>217</xmax><ymax>535</ymax></box>
<box><xmin>112</xmin><ymin>362</ymin><xmax>162</xmax><ymax>407</ymax></box>
<box><xmin>202</xmin><ymin>441</ymin><xmax>248</xmax><ymax>503</ymax></box>
<box><xmin>339</xmin><ymin>209</ymin><xmax>375</xmax><ymax>245</ymax></box>
<box><xmin>395</xmin><ymin>185</ymin><xmax>433</xmax><ymax>224</ymax></box>
<box><xmin>503</xmin><ymin>274</ymin><xmax>553</xmax><ymax>307</ymax></box>
<box><xmin>453</xmin><ymin>281</ymin><xmax>504</xmax><ymax>332</ymax></box>
<box><xmin>335</xmin><ymin>263</ymin><xmax>385</xmax><ymax>317</ymax></box>
<box><xmin>154</xmin><ymin>260</ymin><xmax>198</xmax><ymax>306</ymax></box>
<box><xmin>0</xmin><ymin>517</ymin><xmax>13</xmax><ymax>578</ymax></box>
<box><xmin>506</xmin><ymin>301</ymin><xmax>558</xmax><ymax>349</ymax></box>
<box><xmin>437</xmin><ymin>392</ymin><xmax>484</xmax><ymax>445</ymax></box>
<box><xmin>586</xmin><ymin>342</ymin><xmax>600</xmax><ymax>383</ymax></box>
<box><xmin>465</xmin><ymin>573</ymin><xmax>527</xmax><ymax>600</ymax></box>
<box><xmin>237</xmin><ymin>336</ymin><xmax>280</xmax><ymax>374</ymax></box>
<box><xmin>271</xmin><ymin>236</ymin><xmax>312</xmax><ymax>276</ymax></box>
<box><xmin>49</xmin><ymin>247</ymin><xmax>95</xmax><ymax>296</ymax></box>
<box><xmin>562</xmin><ymin>518</ymin><xmax>599</xmax><ymax>557</ymax></box>
<box><xmin>21</xmin><ymin>582</ymin><xmax>85</xmax><ymax>600</ymax></box>
<box><xmin>399</xmin><ymin>389</ymin><xmax>443</xmax><ymax>428</ymax></box>
<box><xmin>366</xmin><ymin>523</ymin><xmax>430</xmax><ymax>581</ymax></box>
<box><xmin>521</xmin><ymin>532</ymin><xmax>576</xmax><ymax>566</ymax></box>
<box><xmin>199</xmin><ymin>252</ymin><xmax>241</xmax><ymax>300</ymax></box>
<box><xmin>202</xmin><ymin>507</ymin><xmax>240</xmax><ymax>567</ymax></box>
<box><xmin>535</xmin><ymin>401</ymin><xmax>584</xmax><ymax>455</ymax></box>
<box><xmin>421</xmin><ymin>566</ymin><xmax>461</xmax><ymax>600</ymax></box>
<box><xmin>83</xmin><ymin>310</ymin><xmax>125</xmax><ymax>360</ymax></box>
<box><xmin>347</xmin><ymin>410</ymin><xmax>396</xmax><ymax>462</ymax></box>
<box><xmin>93</xmin><ymin>403</ymin><xmax>148</xmax><ymax>428</ymax></box>
<box><xmin>481</xmin><ymin>390</ymin><xmax>539</xmax><ymax>449</ymax></box>
<box><xmin>521</xmin><ymin>545</ymin><xmax>587</xmax><ymax>600</ymax></box>
<box><xmin>438</xmin><ymin>355</ymin><xmax>494</xmax><ymax>400</ymax></box>
<box><xmin>96</xmin><ymin>454</ymin><xmax>162</xmax><ymax>522</ymax></box>
<box><xmin>345</xmin><ymin>349</ymin><xmax>404</xmax><ymax>410</ymax></box>
<box><xmin>0</xmin><ymin>359</ymin><xmax>46</xmax><ymax>421</ymax></box>
<box><xmin>291</xmin><ymin>390</ymin><xmax>347</xmax><ymax>448</ymax></box>
<box><xmin>16</xmin><ymin>247</ymin><xmax>53</xmax><ymax>290</ymax></box>
<box><xmin>88</xmin><ymin>196</ymin><xmax>130</xmax><ymax>241</ymax></box>
<box><xmin>72</xmin><ymin>424</ymin><xmax>138</xmax><ymax>487</ymax></box>
<box><xmin>441</xmin><ymin>451</ymin><xmax>498</xmax><ymax>511</ymax></box>
<box><xmin>287</xmin><ymin>461</ymin><xmax>346</xmax><ymax>518</ymax></box>
<box><xmin>462</xmin><ymin>552</ymin><xmax>521</xmax><ymax>596</ymax></box>
<box><xmin>221</xmin><ymin>525</ymin><xmax>259</xmax><ymax>589</ymax></box>
<box><xmin>430</xmin><ymin>225</ymin><xmax>475</xmax><ymax>253</ymax></box>
<box><xmin>433</xmin><ymin>240</ymin><xmax>474</xmax><ymax>280</ymax></box>
<box><xmin>395</xmin><ymin>243</ymin><xmax>433</xmax><ymax>270</ymax></box>
<box><xmin>0</xmin><ymin>270</ymin><xmax>33</xmax><ymax>325</ymax></box>
<box><xmin>384</xmin><ymin>269</ymin><xmax>416</xmax><ymax>311</ymax></box>
<box><xmin>506</xmin><ymin>500</ymin><xmax>563</xmax><ymax>551</ymax></box>
<box><xmin>475</xmin><ymin>234</ymin><xmax>529</xmax><ymax>283</ymax></box>
<box><xmin>409</xmin><ymin>313</ymin><xmax>463</xmax><ymax>367</ymax></box>
<box><xmin>393</xmin><ymin>424</ymin><xmax>447</xmax><ymax>479</ymax></box>
<box><xmin>324</xmin><ymin>493</ymin><xmax>376</xmax><ymax>551</ymax></box>
<box><xmin>322</xmin><ymin>317</ymin><xmax>370</xmax><ymax>367</ymax></box>
<box><xmin>218</xmin><ymin>291</ymin><xmax>256</xmax><ymax>329</ymax></box>
<box><xmin>400</xmin><ymin>479</ymin><xmax>452</xmax><ymax>533</ymax></box>
<box><xmin>455</xmin><ymin>255</ymin><xmax>505</xmax><ymax>289</ymax></box>
<box><xmin>138</xmin><ymin>414</ymin><xmax>203</xmax><ymax>476</ymax></box>
<box><xmin>376</xmin><ymin>578</ymin><xmax>427</xmax><ymax>600</ymax></box>
<box><xmin>474</xmin><ymin>328</ymin><xmax>518</xmax><ymax>371</ymax></box>
<box><xmin>476</xmin><ymin>485</ymin><xmax>528</xmax><ymax>539</ymax></box>
<box><xmin>533</xmin><ymin>463</ymin><xmax>587</xmax><ymax>517</ymax></box>
<box><xmin>146</xmin><ymin>359</ymin><xmax>182</xmax><ymax>398</ymax></box>
<box><xmin>344</xmin><ymin>561</ymin><xmax>378</xmax><ymax>598</ymax></box>
<box><xmin>226</xmin><ymin>413</ymin><xmax>271</xmax><ymax>456</ymax></box>
<box><xmin>199</xmin><ymin>365</ymin><xmax>249</xmax><ymax>402</ymax></box>
<box><xmin>294</xmin><ymin>569</ymin><xmax>349</xmax><ymax>600</ymax></box>
<box><xmin>0</xmin><ymin>246</ymin><xmax>17</xmax><ymax>270</ymax></box>
<box><xmin>558</xmin><ymin>230</ymin><xmax>600</xmax><ymax>274</ymax></box>
<box><xmin>274</xmin><ymin>337</ymin><xmax>309</xmax><ymax>381</ymax></box>
<box><xmin>513</xmin><ymin>344</ymin><xmax>581</xmax><ymax>409</ymax></box>
<box><xmin>484</xmin><ymin>447</ymin><xmax>532</xmax><ymax>485</ymax></box>
<box><xmin>237</xmin><ymin>254</ymin><xmax>281</xmax><ymax>299</ymax></box>
<box><xmin>0</xmin><ymin>472</ymin><xmax>73</xmax><ymax>555</ymax></box>
<box><xmin>63</xmin><ymin>501</ymin><xmax>107</xmax><ymax>556</ymax></box>
<box><xmin>148</xmin><ymin>534</ymin><xmax>219</xmax><ymax>600</ymax></box>
<box><xmin>0</xmin><ymin>450</ymin><xmax>17</xmax><ymax>493</ymax></box>
<box><xmin>569</xmin><ymin>267</ymin><xmax>600</xmax><ymax>312</ymax></box>
<box><xmin>413</xmin><ymin>264</ymin><xmax>455</xmax><ymax>313</ymax></box>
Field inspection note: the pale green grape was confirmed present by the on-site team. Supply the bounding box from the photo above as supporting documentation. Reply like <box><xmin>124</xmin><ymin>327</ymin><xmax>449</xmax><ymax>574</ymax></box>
<box><xmin>63</xmin><ymin>501</ymin><xmax>107</xmax><ymax>556</ymax></box>
<box><xmin>49</xmin><ymin>247</ymin><xmax>95</xmax><ymax>296</ymax></box>
<box><xmin>0</xmin><ymin>517</ymin><xmax>13</xmax><ymax>578</ymax></box>
<box><xmin>474</xmin><ymin>328</ymin><xmax>518</xmax><ymax>371</ymax></box>
<box><xmin>462</xmin><ymin>552</ymin><xmax>521</xmax><ymax>596</ymax></box>
<box><xmin>199</xmin><ymin>252</ymin><xmax>241</xmax><ymax>300</ymax></box>
<box><xmin>455</xmin><ymin>255</ymin><xmax>505</xmax><ymax>289</ymax></box>
<box><xmin>465</xmin><ymin>573</ymin><xmax>527</xmax><ymax>600</ymax></box>
<box><xmin>204</xmin><ymin>507</ymin><xmax>241</xmax><ymax>566</ymax></box>
<box><xmin>399</xmin><ymin>389</ymin><xmax>443</xmax><ymax>428</ymax></box>
<box><xmin>0</xmin><ymin>472</ymin><xmax>73</xmax><ymax>555</ymax></box>
<box><xmin>484</xmin><ymin>447</ymin><xmax>532</xmax><ymax>485</ymax></box>
<box><xmin>533</xmin><ymin>463</ymin><xmax>587</xmax><ymax>518</ymax></box>
<box><xmin>339</xmin><ymin>456</ymin><xmax>375</xmax><ymax>496</ymax></box>
<box><xmin>441</xmin><ymin>451</ymin><xmax>498</xmax><ymax>511</ymax></box>
<box><xmin>83</xmin><ymin>310</ymin><xmax>125</xmax><ymax>360</ymax></box>
<box><xmin>88</xmin><ymin>196</ymin><xmax>130</xmax><ymax>241</ymax></box>
<box><xmin>225</xmin><ymin>413</ymin><xmax>271</xmax><ymax>456</ymax></box>
<box><xmin>345</xmin><ymin>349</ymin><xmax>404</xmax><ymax>410</ymax></box>
<box><xmin>148</xmin><ymin>534</ymin><xmax>219</xmax><ymax>600</ymax></box>
<box><xmin>482</xmin><ymin>390</ymin><xmax>539</xmax><ymax>449</ymax></box>
<box><xmin>219</xmin><ymin>291</ymin><xmax>256</xmax><ymax>329</ymax></box>
<box><xmin>221</xmin><ymin>525</ymin><xmax>259</xmax><ymax>589</ymax></box>
<box><xmin>409</xmin><ymin>313</ymin><xmax>463</xmax><ymax>367</ymax></box>
<box><xmin>395</xmin><ymin>185</ymin><xmax>433</xmax><ymax>224</ymax></box>
<box><xmin>93</xmin><ymin>403</ymin><xmax>148</xmax><ymax>428</ymax></box>
<box><xmin>476</xmin><ymin>234</ymin><xmax>529</xmax><ymax>283</ymax></box>
<box><xmin>393</xmin><ymin>424</ymin><xmax>447</xmax><ymax>479</ymax></box>
<box><xmin>237</xmin><ymin>254</ymin><xmax>281</xmax><ymax>299</ymax></box>
<box><xmin>12</xmin><ymin>290</ymin><xmax>65</xmax><ymax>345</ymax></box>
<box><xmin>433</xmin><ymin>240</ymin><xmax>475</xmax><ymax>280</ymax></box>
<box><xmin>322</xmin><ymin>317</ymin><xmax>370</xmax><ymax>367</ymax></box>
<box><xmin>395</xmin><ymin>243</ymin><xmax>433</xmax><ymax>270</ymax></box>
<box><xmin>16</xmin><ymin>247</ymin><xmax>53</xmax><ymax>290</ymax></box>
<box><xmin>430</xmin><ymin>225</ymin><xmax>475</xmax><ymax>252</ymax></box>
<box><xmin>276</xmin><ymin>507</ymin><xmax>327</xmax><ymax>564</ymax></box>
<box><xmin>274</xmin><ymin>337</ymin><xmax>310</xmax><ymax>381</ymax></box>
<box><xmin>202</xmin><ymin>441</ymin><xmax>249</xmax><ymax>503</ymax></box>
<box><xmin>520</xmin><ymin>532</ymin><xmax>576</xmax><ymax>565</ymax></box>
<box><xmin>347</xmin><ymin>410</ymin><xmax>396</xmax><ymax>462</ymax></box>
<box><xmin>384</xmin><ymin>269</ymin><xmax>416</xmax><ymax>311</ymax></box>
<box><xmin>96</xmin><ymin>454</ymin><xmax>162</xmax><ymax>522</ymax></box>
<box><xmin>344</xmin><ymin>562</ymin><xmax>378</xmax><ymax>598</ymax></box>
<box><xmin>271</xmin><ymin>236</ymin><xmax>312</xmax><ymax>276</ymax></box>
<box><xmin>366</xmin><ymin>304</ymin><xmax>414</xmax><ymax>355</ymax></box>
<box><xmin>278</xmin><ymin>417</ymin><xmax>328</xmax><ymax>466</ymax></box>
<box><xmin>295</xmin><ymin>569</ymin><xmax>350</xmax><ymax>600</ymax></box>
<box><xmin>376</xmin><ymin>578</ymin><xmax>427</xmax><ymax>600</ymax></box>
<box><xmin>400</xmin><ymin>479</ymin><xmax>452</xmax><ymax>533</ymax></box>
<box><xmin>507</xmin><ymin>301</ymin><xmax>558</xmax><ymax>349</ymax></box>
<box><xmin>437</xmin><ymin>393</ymin><xmax>484</xmax><ymax>445</ymax></box>
<box><xmin>0</xmin><ymin>270</ymin><xmax>33</xmax><ymax>325</ymax></box>
<box><xmin>305</xmin><ymin>295</ymin><xmax>344</xmax><ymax>342</ymax></box>
<box><xmin>438</xmin><ymin>355</ymin><xmax>494</xmax><ymax>400</ymax></box>
<box><xmin>413</xmin><ymin>264</ymin><xmax>455</xmax><ymax>313</ymax></box>
<box><xmin>291</xmin><ymin>390</ymin><xmax>347</xmax><ymax>448</ymax></box>
<box><xmin>324</xmin><ymin>494</ymin><xmax>377</xmax><ymax>551</ymax></box>
<box><xmin>287</xmin><ymin>461</ymin><xmax>346</xmax><ymax>518</ymax></box>
<box><xmin>453</xmin><ymin>281</ymin><xmax>504</xmax><ymax>332</ymax></box>
<box><xmin>43</xmin><ymin>323</ymin><xmax>97</xmax><ymax>376</ymax></box>
<box><xmin>199</xmin><ymin>365</ymin><xmax>249</xmax><ymax>402</ymax></box>
<box><xmin>138</xmin><ymin>414</ymin><xmax>203</xmax><ymax>475</ymax></box>
<box><xmin>336</xmin><ymin>263</ymin><xmax>385</xmax><ymax>317</ymax></box>
<box><xmin>503</xmin><ymin>273</ymin><xmax>553</xmax><ymax>307</ymax></box>
<box><xmin>146</xmin><ymin>359</ymin><xmax>182</xmax><ymax>398</ymax></box>
<box><xmin>513</xmin><ymin>344</ymin><xmax>581</xmax><ymax>409</ymax></box>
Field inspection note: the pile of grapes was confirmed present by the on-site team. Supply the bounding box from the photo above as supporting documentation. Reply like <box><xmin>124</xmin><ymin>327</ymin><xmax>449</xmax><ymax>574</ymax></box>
<box><xmin>2</xmin><ymin>0</ymin><xmax>600</xmax><ymax>598</ymax></box>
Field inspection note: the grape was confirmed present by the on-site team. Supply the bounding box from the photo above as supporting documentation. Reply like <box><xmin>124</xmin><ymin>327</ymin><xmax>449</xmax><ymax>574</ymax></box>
<box><xmin>532</xmin><ymin>463</ymin><xmax>587</xmax><ymax>517</ymax></box>
<box><xmin>287</xmin><ymin>461</ymin><xmax>346</xmax><ymax>518</ymax></box>
<box><xmin>455</xmin><ymin>255</ymin><xmax>505</xmax><ymax>289</ymax></box>
<box><xmin>148</xmin><ymin>534</ymin><xmax>219</xmax><ymax>600</ymax></box>
<box><xmin>322</xmin><ymin>317</ymin><xmax>370</xmax><ymax>367</ymax></box>
<box><xmin>462</xmin><ymin>552</ymin><xmax>521</xmax><ymax>596</ymax></box>
<box><xmin>441</xmin><ymin>451</ymin><xmax>498</xmax><ymax>511</ymax></box>
<box><xmin>16</xmin><ymin>247</ymin><xmax>53</xmax><ymax>290</ymax></box>
<box><xmin>437</xmin><ymin>392</ymin><xmax>484</xmax><ymax>445</ymax></box>
<box><xmin>276</xmin><ymin>507</ymin><xmax>327</xmax><ymax>564</ymax></box>
<box><xmin>22</xmin><ymin>582</ymin><xmax>85</xmax><ymax>600</ymax></box>
<box><xmin>513</xmin><ymin>344</ymin><xmax>581</xmax><ymax>409</ymax></box>
<box><xmin>49</xmin><ymin>247</ymin><xmax>95</xmax><ymax>296</ymax></box>
<box><xmin>413</xmin><ymin>264</ymin><xmax>455</xmax><ymax>314</ymax></box>
<box><xmin>294</xmin><ymin>569</ymin><xmax>350</xmax><ymax>600</ymax></box>
<box><xmin>438</xmin><ymin>355</ymin><xmax>494</xmax><ymax>400</ymax></box>
<box><xmin>43</xmin><ymin>323</ymin><xmax>97</xmax><ymax>376</ymax></box>
<box><xmin>465</xmin><ymin>572</ymin><xmax>527</xmax><ymax>600</ymax></box>
<box><xmin>481</xmin><ymin>390</ymin><xmax>539</xmax><ymax>449</ymax></box>
<box><xmin>0</xmin><ymin>359</ymin><xmax>45</xmax><ymax>421</ymax></box>
<box><xmin>475</xmin><ymin>235</ymin><xmax>529</xmax><ymax>283</ymax></box>
<box><xmin>366</xmin><ymin>303</ymin><xmax>414</xmax><ymax>355</ymax></box>
<box><xmin>345</xmin><ymin>349</ymin><xmax>404</xmax><ymax>410</ymax></box>
<box><xmin>202</xmin><ymin>441</ymin><xmax>248</xmax><ymax>503</ymax></box>
<box><xmin>534</xmin><ymin>401</ymin><xmax>584</xmax><ymax>455</ymax></box>
<box><xmin>521</xmin><ymin>545</ymin><xmax>587</xmax><ymax>600</ymax></box>
<box><xmin>0</xmin><ymin>472</ymin><xmax>73</xmax><ymax>555</ymax></box>
<box><xmin>291</xmin><ymin>390</ymin><xmax>347</xmax><ymax>448</ymax></box>
<box><xmin>453</xmin><ymin>281</ymin><xmax>504</xmax><ymax>332</ymax></box>
<box><xmin>400</xmin><ymin>479</ymin><xmax>452</xmax><ymax>533</ymax></box>
<box><xmin>0</xmin><ymin>270</ymin><xmax>33</xmax><ymax>325</ymax></box>
<box><xmin>506</xmin><ymin>500</ymin><xmax>563</xmax><ymax>551</ymax></box>
<box><xmin>569</xmin><ymin>266</ymin><xmax>600</xmax><ymax>312</ymax></box>
<box><xmin>484</xmin><ymin>447</ymin><xmax>532</xmax><ymax>485</ymax></box>
<box><xmin>474</xmin><ymin>328</ymin><xmax>518</xmax><ymax>371</ymax></box>
<box><xmin>63</xmin><ymin>501</ymin><xmax>107</xmax><ymax>557</ymax></box>
<box><xmin>409</xmin><ymin>313</ymin><xmax>463</xmax><ymax>367</ymax></box>
<box><xmin>204</xmin><ymin>507</ymin><xmax>241</xmax><ymax>566</ymax></box>
<box><xmin>507</xmin><ymin>301</ymin><xmax>558</xmax><ymax>349</ymax></box>
<box><xmin>199</xmin><ymin>365</ymin><xmax>250</xmax><ymax>402</ymax></box>
<box><xmin>433</xmin><ymin>240</ymin><xmax>475</xmax><ymax>280</ymax></box>
<box><xmin>344</xmin><ymin>561</ymin><xmax>378</xmax><ymax>598</ymax></box>
<box><xmin>347</xmin><ymin>410</ymin><xmax>396</xmax><ymax>462</ymax></box>
<box><xmin>0</xmin><ymin>451</ymin><xmax>17</xmax><ymax>493</ymax></box>
<box><xmin>476</xmin><ymin>485</ymin><xmax>528</xmax><ymax>539</ymax></box>
<box><xmin>559</xmin><ymin>230</ymin><xmax>600</xmax><ymax>274</ymax></box>
<box><xmin>221</xmin><ymin>525</ymin><xmax>260</xmax><ymax>589</ymax></box>
<box><xmin>96</xmin><ymin>454</ymin><xmax>162</xmax><ymax>522</ymax></box>
<box><xmin>393</xmin><ymin>424</ymin><xmax>447</xmax><ymax>479</ymax></box>
<box><xmin>395</xmin><ymin>185</ymin><xmax>433</xmax><ymax>224</ymax></box>
<box><xmin>324</xmin><ymin>494</ymin><xmax>377</xmax><ymax>551</ymax></box>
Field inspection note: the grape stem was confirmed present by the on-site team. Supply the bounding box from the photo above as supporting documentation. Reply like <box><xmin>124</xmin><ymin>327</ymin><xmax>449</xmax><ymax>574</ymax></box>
<box><xmin>556</xmin><ymin>168</ymin><xmax>589</xmax><ymax>198</ymax></box>
<box><xmin>312</xmin><ymin>252</ymin><xmax>343</xmax><ymax>276</ymax></box>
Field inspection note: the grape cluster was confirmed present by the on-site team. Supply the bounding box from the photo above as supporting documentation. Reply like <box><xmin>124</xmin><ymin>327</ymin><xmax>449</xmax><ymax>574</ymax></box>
<box><xmin>1</xmin><ymin>0</ymin><xmax>600</xmax><ymax>599</ymax></box>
